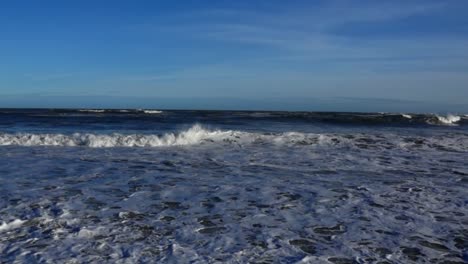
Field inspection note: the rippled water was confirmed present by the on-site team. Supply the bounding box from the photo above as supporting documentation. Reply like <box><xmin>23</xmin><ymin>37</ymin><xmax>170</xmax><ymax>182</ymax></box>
<box><xmin>0</xmin><ymin>110</ymin><xmax>467</xmax><ymax>263</ymax></box>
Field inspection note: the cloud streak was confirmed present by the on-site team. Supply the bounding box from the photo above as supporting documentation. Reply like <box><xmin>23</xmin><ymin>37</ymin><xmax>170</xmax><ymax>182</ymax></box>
<box><xmin>139</xmin><ymin>1</ymin><xmax>466</xmax><ymax>70</ymax></box>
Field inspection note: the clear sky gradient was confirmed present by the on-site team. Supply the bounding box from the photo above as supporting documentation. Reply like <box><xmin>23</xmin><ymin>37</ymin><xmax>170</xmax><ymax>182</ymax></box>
<box><xmin>1</xmin><ymin>0</ymin><xmax>467</xmax><ymax>112</ymax></box>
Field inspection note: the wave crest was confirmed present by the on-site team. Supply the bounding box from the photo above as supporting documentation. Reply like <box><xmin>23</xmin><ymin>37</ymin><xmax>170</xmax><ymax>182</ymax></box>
<box><xmin>0</xmin><ymin>125</ymin><xmax>234</xmax><ymax>148</ymax></box>
<box><xmin>1</xmin><ymin>125</ymin><xmax>467</xmax><ymax>151</ymax></box>
<box><xmin>435</xmin><ymin>114</ymin><xmax>461</xmax><ymax>125</ymax></box>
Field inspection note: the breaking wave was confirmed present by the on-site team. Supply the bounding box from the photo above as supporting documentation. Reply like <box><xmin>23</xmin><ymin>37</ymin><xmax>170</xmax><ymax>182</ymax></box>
<box><xmin>0</xmin><ymin>125</ymin><xmax>231</xmax><ymax>148</ymax></box>
<box><xmin>434</xmin><ymin>114</ymin><xmax>461</xmax><ymax>125</ymax></box>
<box><xmin>1</xmin><ymin>125</ymin><xmax>467</xmax><ymax>151</ymax></box>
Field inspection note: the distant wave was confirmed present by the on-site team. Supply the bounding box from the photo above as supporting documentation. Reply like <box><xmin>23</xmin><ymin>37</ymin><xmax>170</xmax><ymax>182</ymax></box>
<box><xmin>143</xmin><ymin>110</ymin><xmax>163</xmax><ymax>114</ymax></box>
<box><xmin>78</xmin><ymin>109</ymin><xmax>105</xmax><ymax>113</ymax></box>
<box><xmin>1</xmin><ymin>125</ymin><xmax>467</xmax><ymax>151</ymax></box>
<box><xmin>78</xmin><ymin>109</ymin><xmax>163</xmax><ymax>114</ymax></box>
<box><xmin>78</xmin><ymin>109</ymin><xmax>130</xmax><ymax>113</ymax></box>
<box><xmin>3</xmin><ymin>110</ymin><xmax>467</xmax><ymax>127</ymax></box>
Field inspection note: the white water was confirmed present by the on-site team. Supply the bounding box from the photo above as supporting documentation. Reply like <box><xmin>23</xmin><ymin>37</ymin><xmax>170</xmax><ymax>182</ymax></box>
<box><xmin>435</xmin><ymin>114</ymin><xmax>461</xmax><ymax>125</ymax></box>
<box><xmin>0</xmin><ymin>219</ymin><xmax>26</xmax><ymax>232</ymax></box>
<box><xmin>1</xmin><ymin>125</ymin><xmax>467</xmax><ymax>152</ymax></box>
<box><xmin>143</xmin><ymin>110</ymin><xmax>163</xmax><ymax>114</ymax></box>
<box><xmin>0</xmin><ymin>125</ymin><xmax>232</xmax><ymax>147</ymax></box>
<box><xmin>1</xmin><ymin>124</ymin><xmax>467</xmax><ymax>263</ymax></box>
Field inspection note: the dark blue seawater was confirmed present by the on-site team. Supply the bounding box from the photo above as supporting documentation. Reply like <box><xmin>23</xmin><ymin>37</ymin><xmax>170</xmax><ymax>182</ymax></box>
<box><xmin>0</xmin><ymin>109</ymin><xmax>467</xmax><ymax>263</ymax></box>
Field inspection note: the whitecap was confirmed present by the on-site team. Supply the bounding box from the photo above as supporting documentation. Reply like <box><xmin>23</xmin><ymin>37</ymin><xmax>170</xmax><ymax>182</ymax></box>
<box><xmin>435</xmin><ymin>114</ymin><xmax>461</xmax><ymax>125</ymax></box>
<box><xmin>143</xmin><ymin>110</ymin><xmax>163</xmax><ymax>114</ymax></box>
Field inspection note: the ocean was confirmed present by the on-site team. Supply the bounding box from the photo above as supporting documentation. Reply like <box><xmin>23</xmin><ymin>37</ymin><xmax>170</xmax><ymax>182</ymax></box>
<box><xmin>0</xmin><ymin>109</ymin><xmax>467</xmax><ymax>263</ymax></box>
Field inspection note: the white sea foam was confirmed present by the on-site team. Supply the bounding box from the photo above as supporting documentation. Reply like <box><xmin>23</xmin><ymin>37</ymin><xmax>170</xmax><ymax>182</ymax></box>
<box><xmin>77</xmin><ymin>227</ymin><xmax>102</xmax><ymax>239</ymax></box>
<box><xmin>0</xmin><ymin>219</ymin><xmax>26</xmax><ymax>232</ymax></box>
<box><xmin>435</xmin><ymin>114</ymin><xmax>461</xmax><ymax>125</ymax></box>
<box><xmin>143</xmin><ymin>110</ymin><xmax>163</xmax><ymax>114</ymax></box>
<box><xmin>0</xmin><ymin>125</ymin><xmax>342</xmax><ymax>148</ymax></box>
<box><xmin>0</xmin><ymin>125</ymin><xmax>235</xmax><ymax>147</ymax></box>
<box><xmin>401</xmin><ymin>114</ymin><xmax>412</xmax><ymax>119</ymax></box>
<box><xmin>1</xmin><ymin>125</ymin><xmax>467</xmax><ymax>151</ymax></box>
<box><xmin>1</xmin><ymin>125</ymin><xmax>467</xmax><ymax>262</ymax></box>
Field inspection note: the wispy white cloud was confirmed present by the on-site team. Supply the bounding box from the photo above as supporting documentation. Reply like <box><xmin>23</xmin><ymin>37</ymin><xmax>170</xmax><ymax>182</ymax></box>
<box><xmin>159</xmin><ymin>1</ymin><xmax>444</xmax><ymax>31</ymax></box>
<box><xmin>115</xmin><ymin>1</ymin><xmax>468</xmax><ymax>103</ymax></box>
<box><xmin>309</xmin><ymin>1</ymin><xmax>444</xmax><ymax>28</ymax></box>
<box><xmin>141</xmin><ymin>1</ymin><xmax>464</xmax><ymax>64</ymax></box>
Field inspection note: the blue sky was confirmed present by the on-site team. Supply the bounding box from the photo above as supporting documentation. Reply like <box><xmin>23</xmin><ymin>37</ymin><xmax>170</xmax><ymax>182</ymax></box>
<box><xmin>1</xmin><ymin>0</ymin><xmax>467</xmax><ymax>111</ymax></box>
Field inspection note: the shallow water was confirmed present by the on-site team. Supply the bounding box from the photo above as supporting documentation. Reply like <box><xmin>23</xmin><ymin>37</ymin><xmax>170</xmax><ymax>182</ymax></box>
<box><xmin>0</xmin><ymin>110</ymin><xmax>467</xmax><ymax>263</ymax></box>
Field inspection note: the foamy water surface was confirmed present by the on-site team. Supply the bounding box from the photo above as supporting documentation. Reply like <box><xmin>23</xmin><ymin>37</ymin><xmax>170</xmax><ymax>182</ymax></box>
<box><xmin>0</xmin><ymin>110</ymin><xmax>467</xmax><ymax>263</ymax></box>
